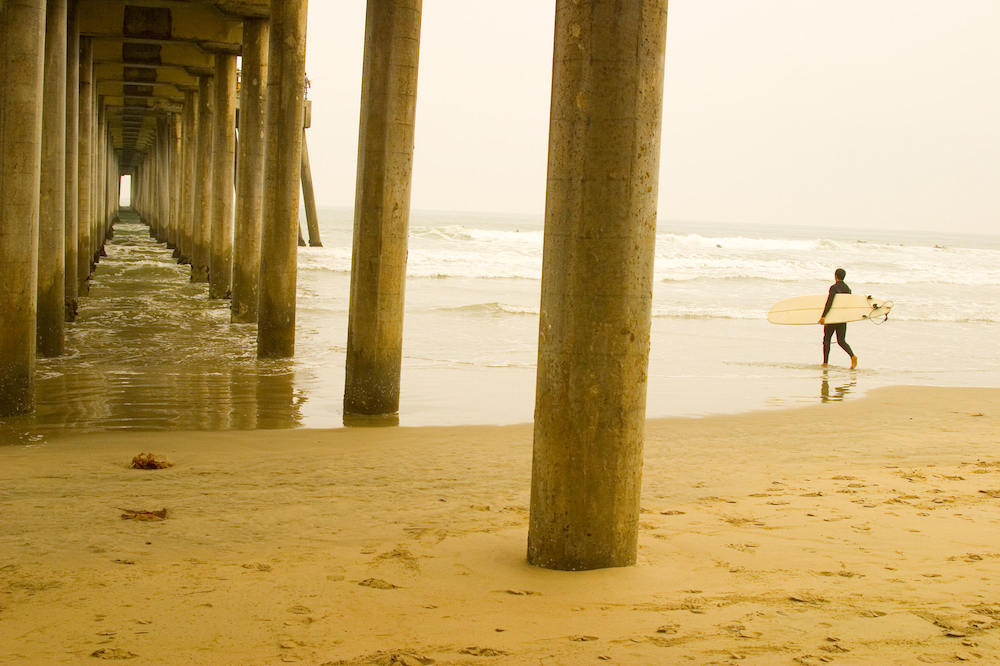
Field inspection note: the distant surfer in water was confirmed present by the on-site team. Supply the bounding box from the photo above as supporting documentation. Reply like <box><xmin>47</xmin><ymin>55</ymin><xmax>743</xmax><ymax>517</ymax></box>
<box><xmin>818</xmin><ymin>268</ymin><xmax>858</xmax><ymax>369</ymax></box>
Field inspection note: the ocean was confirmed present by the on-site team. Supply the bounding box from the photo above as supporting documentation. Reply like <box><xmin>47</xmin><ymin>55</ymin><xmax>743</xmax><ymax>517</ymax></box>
<box><xmin>3</xmin><ymin>206</ymin><xmax>999</xmax><ymax>440</ymax></box>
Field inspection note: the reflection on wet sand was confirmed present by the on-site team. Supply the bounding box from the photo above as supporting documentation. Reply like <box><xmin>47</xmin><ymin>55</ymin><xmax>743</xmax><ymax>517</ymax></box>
<box><xmin>821</xmin><ymin>370</ymin><xmax>856</xmax><ymax>403</ymax></box>
<box><xmin>0</xmin><ymin>221</ymin><xmax>306</xmax><ymax>443</ymax></box>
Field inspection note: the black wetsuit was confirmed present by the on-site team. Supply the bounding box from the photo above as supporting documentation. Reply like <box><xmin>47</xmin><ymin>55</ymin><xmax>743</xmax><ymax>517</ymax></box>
<box><xmin>822</xmin><ymin>280</ymin><xmax>855</xmax><ymax>364</ymax></box>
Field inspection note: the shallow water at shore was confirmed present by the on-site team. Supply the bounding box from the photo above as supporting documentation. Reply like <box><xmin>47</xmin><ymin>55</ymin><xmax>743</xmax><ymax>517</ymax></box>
<box><xmin>2</xmin><ymin>209</ymin><xmax>998</xmax><ymax>442</ymax></box>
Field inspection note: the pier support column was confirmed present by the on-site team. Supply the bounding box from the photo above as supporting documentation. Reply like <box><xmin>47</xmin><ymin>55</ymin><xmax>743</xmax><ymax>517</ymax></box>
<box><xmin>64</xmin><ymin>0</ymin><xmax>78</xmax><ymax>321</ymax></box>
<box><xmin>0</xmin><ymin>0</ymin><xmax>47</xmax><ymax>415</ymax></box>
<box><xmin>157</xmin><ymin>117</ymin><xmax>171</xmax><ymax>247</ymax></box>
<box><xmin>179</xmin><ymin>87</ymin><xmax>197</xmax><ymax>264</ymax></box>
<box><xmin>257</xmin><ymin>0</ymin><xmax>308</xmax><ymax>359</ymax></box>
<box><xmin>232</xmin><ymin>17</ymin><xmax>268</xmax><ymax>323</ymax></box>
<box><xmin>95</xmin><ymin>100</ymin><xmax>107</xmax><ymax>256</ymax></box>
<box><xmin>343</xmin><ymin>0</ymin><xmax>422</xmax><ymax>416</ymax></box>
<box><xmin>527</xmin><ymin>0</ymin><xmax>669</xmax><ymax>571</ymax></box>
<box><xmin>37</xmin><ymin>0</ymin><xmax>68</xmax><ymax>357</ymax></box>
<box><xmin>209</xmin><ymin>52</ymin><xmax>236</xmax><ymax>299</ymax></box>
<box><xmin>93</xmin><ymin>99</ymin><xmax>103</xmax><ymax>265</ymax></box>
<box><xmin>148</xmin><ymin>130</ymin><xmax>159</xmax><ymax>236</ymax></box>
<box><xmin>77</xmin><ymin>35</ymin><xmax>92</xmax><ymax>295</ymax></box>
<box><xmin>191</xmin><ymin>72</ymin><xmax>214</xmax><ymax>283</ymax></box>
<box><xmin>168</xmin><ymin>113</ymin><xmax>181</xmax><ymax>250</ymax></box>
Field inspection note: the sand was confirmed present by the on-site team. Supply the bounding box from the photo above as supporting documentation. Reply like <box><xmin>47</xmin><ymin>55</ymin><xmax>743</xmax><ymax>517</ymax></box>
<box><xmin>2</xmin><ymin>385</ymin><xmax>999</xmax><ymax>665</ymax></box>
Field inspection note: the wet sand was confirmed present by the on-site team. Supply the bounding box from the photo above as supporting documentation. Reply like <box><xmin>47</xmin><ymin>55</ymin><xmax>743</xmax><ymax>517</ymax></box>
<box><xmin>2</xmin><ymin>385</ymin><xmax>1000</xmax><ymax>665</ymax></box>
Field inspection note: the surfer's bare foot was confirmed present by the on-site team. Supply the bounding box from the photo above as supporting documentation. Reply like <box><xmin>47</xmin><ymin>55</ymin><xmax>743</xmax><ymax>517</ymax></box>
<box><xmin>851</xmin><ymin>355</ymin><xmax>858</xmax><ymax>369</ymax></box>
<box><xmin>821</xmin><ymin>363</ymin><xmax>829</xmax><ymax>367</ymax></box>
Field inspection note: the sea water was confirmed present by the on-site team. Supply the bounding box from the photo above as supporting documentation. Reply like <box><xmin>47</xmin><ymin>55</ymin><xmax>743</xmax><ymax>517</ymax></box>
<box><xmin>4</xmin><ymin>207</ymin><xmax>999</xmax><ymax>438</ymax></box>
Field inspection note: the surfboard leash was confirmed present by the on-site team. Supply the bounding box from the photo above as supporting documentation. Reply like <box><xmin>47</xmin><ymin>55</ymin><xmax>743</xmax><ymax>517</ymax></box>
<box><xmin>870</xmin><ymin>300</ymin><xmax>893</xmax><ymax>325</ymax></box>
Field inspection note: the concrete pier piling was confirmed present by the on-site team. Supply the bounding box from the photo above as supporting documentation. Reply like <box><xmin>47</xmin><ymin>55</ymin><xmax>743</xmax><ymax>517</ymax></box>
<box><xmin>527</xmin><ymin>0</ymin><xmax>669</xmax><ymax>571</ymax></box>
<box><xmin>343</xmin><ymin>0</ymin><xmax>423</xmax><ymax>417</ymax></box>
<box><xmin>191</xmin><ymin>72</ymin><xmax>215</xmax><ymax>283</ymax></box>
<box><xmin>209</xmin><ymin>53</ymin><xmax>236</xmax><ymax>299</ymax></box>
<box><xmin>180</xmin><ymin>88</ymin><xmax>198</xmax><ymax>265</ymax></box>
<box><xmin>157</xmin><ymin>117</ymin><xmax>171</xmax><ymax>251</ymax></box>
<box><xmin>77</xmin><ymin>36</ymin><xmax>92</xmax><ymax>295</ymax></box>
<box><xmin>37</xmin><ymin>0</ymin><xmax>69</xmax><ymax>357</ymax></box>
<box><xmin>63</xmin><ymin>0</ymin><xmax>79</xmax><ymax>322</ymax></box>
<box><xmin>232</xmin><ymin>17</ymin><xmax>268</xmax><ymax>324</ymax></box>
<box><xmin>257</xmin><ymin>0</ymin><xmax>309</xmax><ymax>359</ymax></box>
<box><xmin>169</xmin><ymin>114</ymin><xmax>182</xmax><ymax>252</ymax></box>
<box><xmin>0</xmin><ymin>0</ymin><xmax>47</xmax><ymax>415</ymax></box>
<box><xmin>94</xmin><ymin>98</ymin><xmax>106</xmax><ymax>265</ymax></box>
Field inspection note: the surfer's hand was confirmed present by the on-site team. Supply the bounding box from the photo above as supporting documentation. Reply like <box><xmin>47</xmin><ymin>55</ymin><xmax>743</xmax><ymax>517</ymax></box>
<box><xmin>818</xmin><ymin>317</ymin><xmax>825</xmax><ymax>325</ymax></box>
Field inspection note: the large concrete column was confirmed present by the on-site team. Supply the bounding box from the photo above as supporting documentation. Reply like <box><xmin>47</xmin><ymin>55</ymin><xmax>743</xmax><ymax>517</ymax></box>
<box><xmin>257</xmin><ymin>0</ymin><xmax>308</xmax><ymax>359</ymax></box>
<box><xmin>191</xmin><ymin>72</ymin><xmax>214</xmax><ymax>282</ymax></box>
<box><xmin>64</xmin><ymin>0</ymin><xmax>78</xmax><ymax>321</ymax></box>
<box><xmin>527</xmin><ymin>0</ymin><xmax>669</xmax><ymax>571</ymax></box>
<box><xmin>77</xmin><ymin>35</ymin><xmax>92</xmax><ymax>294</ymax></box>
<box><xmin>209</xmin><ymin>52</ymin><xmax>236</xmax><ymax>299</ymax></box>
<box><xmin>0</xmin><ymin>0</ymin><xmax>47</xmax><ymax>415</ymax></box>
<box><xmin>232</xmin><ymin>17</ymin><xmax>268</xmax><ymax>324</ymax></box>
<box><xmin>37</xmin><ymin>0</ymin><xmax>68</xmax><ymax>357</ymax></box>
<box><xmin>343</xmin><ymin>0</ymin><xmax>422</xmax><ymax>416</ymax></box>
<box><xmin>179</xmin><ymin>87</ymin><xmax>197</xmax><ymax>263</ymax></box>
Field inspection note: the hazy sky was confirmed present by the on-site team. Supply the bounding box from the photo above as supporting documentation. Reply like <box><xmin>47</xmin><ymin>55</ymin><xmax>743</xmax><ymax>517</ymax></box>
<box><xmin>303</xmin><ymin>1</ymin><xmax>999</xmax><ymax>235</ymax></box>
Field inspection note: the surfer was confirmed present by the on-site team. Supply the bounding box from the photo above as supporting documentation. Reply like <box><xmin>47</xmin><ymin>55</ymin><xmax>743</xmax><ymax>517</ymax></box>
<box><xmin>818</xmin><ymin>268</ymin><xmax>858</xmax><ymax>369</ymax></box>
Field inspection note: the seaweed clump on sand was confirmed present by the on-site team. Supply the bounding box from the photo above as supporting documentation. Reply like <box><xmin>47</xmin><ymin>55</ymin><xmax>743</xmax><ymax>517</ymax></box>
<box><xmin>119</xmin><ymin>508</ymin><xmax>168</xmax><ymax>521</ymax></box>
<box><xmin>130</xmin><ymin>453</ymin><xmax>173</xmax><ymax>469</ymax></box>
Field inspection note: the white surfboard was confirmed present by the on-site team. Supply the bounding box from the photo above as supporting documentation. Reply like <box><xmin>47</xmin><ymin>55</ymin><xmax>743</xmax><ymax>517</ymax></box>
<box><xmin>767</xmin><ymin>293</ymin><xmax>892</xmax><ymax>325</ymax></box>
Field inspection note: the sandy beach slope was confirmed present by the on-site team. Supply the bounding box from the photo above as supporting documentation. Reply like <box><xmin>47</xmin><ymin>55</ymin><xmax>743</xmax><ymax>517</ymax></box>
<box><xmin>2</xmin><ymin>385</ymin><xmax>999</xmax><ymax>665</ymax></box>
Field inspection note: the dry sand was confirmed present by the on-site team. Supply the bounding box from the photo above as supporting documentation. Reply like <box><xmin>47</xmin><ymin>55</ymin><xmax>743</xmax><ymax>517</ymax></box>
<box><xmin>2</xmin><ymin>385</ymin><xmax>1000</xmax><ymax>665</ymax></box>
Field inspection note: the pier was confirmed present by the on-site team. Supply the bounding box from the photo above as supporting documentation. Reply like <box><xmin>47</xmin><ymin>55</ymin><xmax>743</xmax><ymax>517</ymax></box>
<box><xmin>1</xmin><ymin>1</ymin><xmax>670</xmax><ymax>571</ymax></box>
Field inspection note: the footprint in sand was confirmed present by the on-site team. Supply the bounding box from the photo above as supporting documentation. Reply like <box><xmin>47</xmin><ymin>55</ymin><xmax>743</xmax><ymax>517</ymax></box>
<box><xmin>241</xmin><ymin>563</ymin><xmax>271</xmax><ymax>572</ymax></box>
<box><xmin>460</xmin><ymin>647</ymin><xmax>508</xmax><ymax>656</ymax></box>
<box><xmin>91</xmin><ymin>648</ymin><xmax>138</xmax><ymax>659</ymax></box>
<box><xmin>371</xmin><ymin>547</ymin><xmax>421</xmax><ymax>572</ymax></box>
<box><xmin>372</xmin><ymin>653</ymin><xmax>435</xmax><ymax>666</ymax></box>
<box><xmin>359</xmin><ymin>578</ymin><xmax>399</xmax><ymax>589</ymax></box>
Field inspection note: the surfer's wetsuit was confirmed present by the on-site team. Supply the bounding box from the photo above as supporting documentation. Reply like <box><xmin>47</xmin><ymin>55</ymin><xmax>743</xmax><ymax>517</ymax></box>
<box><xmin>822</xmin><ymin>280</ymin><xmax>855</xmax><ymax>364</ymax></box>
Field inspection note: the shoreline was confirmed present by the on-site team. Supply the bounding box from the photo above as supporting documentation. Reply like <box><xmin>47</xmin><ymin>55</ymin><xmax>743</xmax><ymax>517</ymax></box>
<box><xmin>3</xmin><ymin>385</ymin><xmax>1000</xmax><ymax>665</ymax></box>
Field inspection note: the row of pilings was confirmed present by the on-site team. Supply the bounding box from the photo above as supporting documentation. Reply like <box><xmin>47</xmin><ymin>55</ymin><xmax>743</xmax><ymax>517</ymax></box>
<box><xmin>0</xmin><ymin>1</ymin><xmax>308</xmax><ymax>416</ymax></box>
<box><xmin>2</xmin><ymin>0</ymin><xmax>671</xmax><ymax>572</ymax></box>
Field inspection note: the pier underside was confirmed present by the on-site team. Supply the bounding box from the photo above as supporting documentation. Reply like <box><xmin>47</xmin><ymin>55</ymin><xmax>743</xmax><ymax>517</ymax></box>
<box><xmin>1</xmin><ymin>0</ymin><xmax>672</xmax><ymax>571</ymax></box>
